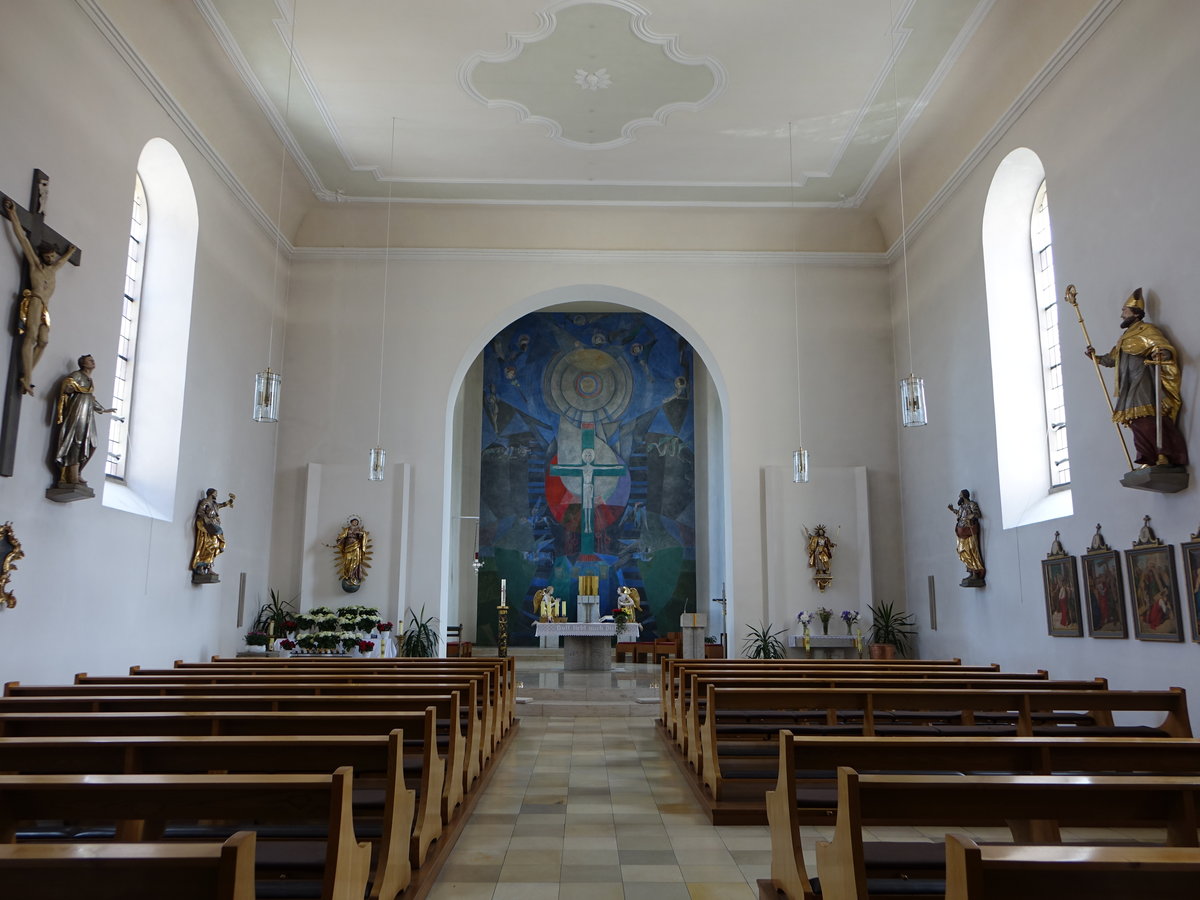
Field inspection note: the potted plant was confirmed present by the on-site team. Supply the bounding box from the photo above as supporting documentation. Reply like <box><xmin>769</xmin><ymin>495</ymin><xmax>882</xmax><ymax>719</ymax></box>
<box><xmin>867</xmin><ymin>600</ymin><xmax>916</xmax><ymax>658</ymax></box>
<box><xmin>742</xmin><ymin>622</ymin><xmax>788</xmax><ymax>659</ymax></box>
<box><xmin>703</xmin><ymin>634</ymin><xmax>723</xmax><ymax>659</ymax></box>
<box><xmin>243</xmin><ymin>630</ymin><xmax>270</xmax><ymax>651</ymax></box>
<box><xmin>253</xmin><ymin>589</ymin><xmax>297</xmax><ymax>640</ymax></box>
<box><xmin>399</xmin><ymin>606</ymin><xmax>441</xmax><ymax>658</ymax></box>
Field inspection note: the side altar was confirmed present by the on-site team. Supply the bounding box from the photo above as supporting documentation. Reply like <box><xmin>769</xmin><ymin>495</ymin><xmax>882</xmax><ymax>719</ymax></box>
<box><xmin>533</xmin><ymin>621</ymin><xmax>642</xmax><ymax>671</ymax></box>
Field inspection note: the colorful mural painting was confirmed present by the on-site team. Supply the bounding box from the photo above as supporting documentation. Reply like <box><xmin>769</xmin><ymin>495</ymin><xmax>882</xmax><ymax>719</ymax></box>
<box><xmin>477</xmin><ymin>311</ymin><xmax>696</xmax><ymax>646</ymax></box>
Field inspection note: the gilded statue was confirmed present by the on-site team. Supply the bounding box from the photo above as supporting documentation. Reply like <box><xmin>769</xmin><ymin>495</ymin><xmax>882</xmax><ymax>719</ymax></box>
<box><xmin>616</xmin><ymin>585</ymin><xmax>641</xmax><ymax>616</ymax></box>
<box><xmin>534</xmin><ymin>585</ymin><xmax>558</xmax><ymax>620</ymax></box>
<box><xmin>191</xmin><ymin>488</ymin><xmax>235</xmax><ymax>584</ymax></box>
<box><xmin>0</xmin><ymin>521</ymin><xmax>23</xmax><ymax>609</ymax></box>
<box><xmin>4</xmin><ymin>197</ymin><xmax>77</xmax><ymax>396</ymax></box>
<box><xmin>948</xmin><ymin>489</ymin><xmax>985</xmax><ymax>587</ymax></box>
<box><xmin>1083</xmin><ymin>287</ymin><xmax>1188</xmax><ymax>468</ymax></box>
<box><xmin>329</xmin><ymin>516</ymin><xmax>372</xmax><ymax>593</ymax></box>
<box><xmin>803</xmin><ymin>524</ymin><xmax>835</xmax><ymax>591</ymax></box>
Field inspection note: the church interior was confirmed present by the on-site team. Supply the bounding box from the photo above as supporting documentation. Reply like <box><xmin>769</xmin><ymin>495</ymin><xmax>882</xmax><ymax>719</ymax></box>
<box><xmin>1</xmin><ymin>1</ymin><xmax>1199</xmax><ymax>897</ymax></box>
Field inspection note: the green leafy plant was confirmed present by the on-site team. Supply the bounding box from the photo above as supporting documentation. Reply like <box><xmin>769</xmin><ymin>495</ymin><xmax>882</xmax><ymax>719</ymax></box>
<box><xmin>399</xmin><ymin>606</ymin><xmax>441</xmax><ymax>658</ymax></box>
<box><xmin>704</xmin><ymin>635</ymin><xmax>720</xmax><ymax>644</ymax></box>
<box><xmin>742</xmin><ymin>622</ymin><xmax>788</xmax><ymax>659</ymax></box>
<box><xmin>243</xmin><ymin>630</ymin><xmax>270</xmax><ymax>647</ymax></box>
<box><xmin>253</xmin><ymin>590</ymin><xmax>298</xmax><ymax>636</ymax></box>
<box><xmin>867</xmin><ymin>600</ymin><xmax>917</xmax><ymax>658</ymax></box>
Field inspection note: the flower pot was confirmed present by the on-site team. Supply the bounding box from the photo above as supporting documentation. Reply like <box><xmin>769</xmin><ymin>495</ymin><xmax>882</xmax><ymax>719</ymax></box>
<box><xmin>869</xmin><ymin>643</ymin><xmax>896</xmax><ymax>660</ymax></box>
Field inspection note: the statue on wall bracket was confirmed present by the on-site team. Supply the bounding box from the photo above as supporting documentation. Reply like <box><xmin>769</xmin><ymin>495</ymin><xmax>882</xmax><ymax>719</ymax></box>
<box><xmin>329</xmin><ymin>515</ymin><xmax>372</xmax><ymax>593</ymax></box>
<box><xmin>0</xmin><ymin>521</ymin><xmax>23</xmax><ymax>609</ymax></box>
<box><xmin>803</xmin><ymin>524</ymin><xmax>836</xmax><ymax>592</ymax></box>
<box><xmin>947</xmin><ymin>489</ymin><xmax>985</xmax><ymax>588</ymax></box>
<box><xmin>45</xmin><ymin>354</ymin><xmax>118</xmax><ymax>503</ymax></box>
<box><xmin>190</xmin><ymin>488</ymin><xmax>235</xmax><ymax>584</ymax></box>
<box><xmin>1067</xmin><ymin>285</ymin><xmax>1189</xmax><ymax>493</ymax></box>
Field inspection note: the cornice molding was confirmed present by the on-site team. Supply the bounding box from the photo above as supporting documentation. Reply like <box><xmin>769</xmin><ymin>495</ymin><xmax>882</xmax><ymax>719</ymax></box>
<box><xmin>290</xmin><ymin>247</ymin><xmax>887</xmax><ymax>267</ymax></box>
<box><xmin>886</xmin><ymin>0</ymin><xmax>1123</xmax><ymax>258</ymax></box>
<box><xmin>74</xmin><ymin>0</ymin><xmax>293</xmax><ymax>251</ymax></box>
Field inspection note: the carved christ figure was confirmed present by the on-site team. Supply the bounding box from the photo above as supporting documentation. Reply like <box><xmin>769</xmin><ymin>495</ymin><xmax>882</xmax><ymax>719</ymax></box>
<box><xmin>4</xmin><ymin>197</ymin><xmax>77</xmax><ymax>395</ymax></box>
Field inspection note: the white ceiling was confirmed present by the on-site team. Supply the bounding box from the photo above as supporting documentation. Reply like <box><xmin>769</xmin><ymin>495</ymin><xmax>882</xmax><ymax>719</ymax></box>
<box><xmin>196</xmin><ymin>0</ymin><xmax>991</xmax><ymax>207</ymax></box>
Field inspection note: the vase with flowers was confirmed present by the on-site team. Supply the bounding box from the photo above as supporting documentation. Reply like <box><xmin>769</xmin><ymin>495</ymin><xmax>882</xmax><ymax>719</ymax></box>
<box><xmin>816</xmin><ymin>606</ymin><xmax>833</xmax><ymax>635</ymax></box>
<box><xmin>611</xmin><ymin>607</ymin><xmax>630</xmax><ymax>636</ymax></box>
<box><xmin>796</xmin><ymin>610</ymin><xmax>814</xmax><ymax>652</ymax></box>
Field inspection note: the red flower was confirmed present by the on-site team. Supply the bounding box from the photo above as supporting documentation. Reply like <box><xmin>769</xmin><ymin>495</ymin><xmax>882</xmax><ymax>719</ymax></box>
<box><xmin>358</xmin><ymin>639</ymin><xmax>376</xmax><ymax>652</ymax></box>
<box><xmin>376</xmin><ymin>621</ymin><xmax>394</xmax><ymax>632</ymax></box>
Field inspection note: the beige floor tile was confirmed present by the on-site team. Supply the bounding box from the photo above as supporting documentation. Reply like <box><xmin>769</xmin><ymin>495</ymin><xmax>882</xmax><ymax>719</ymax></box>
<box><xmin>499</xmin><ymin>863</ymin><xmax>563</xmax><ymax>883</ymax></box>
<box><xmin>493</xmin><ymin>884</ymin><xmax>561</xmax><ymax>900</ymax></box>
<box><xmin>558</xmin><ymin>883</ymin><xmax>625</xmax><ymax>900</ymax></box>
<box><xmin>687</xmin><ymin>883</ymin><xmax>758</xmax><ymax>899</ymax></box>
<box><xmin>426</xmin><ymin>883</ymin><xmax>497</xmax><ymax>900</ymax></box>
<box><xmin>678</xmin><ymin>864</ymin><xmax>749</xmax><ymax>882</ymax></box>
<box><xmin>506</xmin><ymin>848</ymin><xmax>563</xmax><ymax>867</ymax></box>
<box><xmin>622</xmin><ymin>863</ymin><xmax>685</xmax><ymax>882</ymax></box>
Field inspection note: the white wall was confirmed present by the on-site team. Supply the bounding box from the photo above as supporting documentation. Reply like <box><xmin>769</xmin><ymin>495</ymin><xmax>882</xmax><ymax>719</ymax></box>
<box><xmin>270</xmin><ymin>255</ymin><xmax>902</xmax><ymax>653</ymax></box>
<box><xmin>892</xmin><ymin>0</ymin><xmax>1200</xmax><ymax>714</ymax></box>
<box><xmin>0</xmin><ymin>1</ymin><xmax>283</xmax><ymax>682</ymax></box>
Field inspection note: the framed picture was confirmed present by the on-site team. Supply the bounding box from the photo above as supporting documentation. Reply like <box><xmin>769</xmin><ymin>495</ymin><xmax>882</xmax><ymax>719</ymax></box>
<box><xmin>1081</xmin><ymin>550</ymin><xmax>1128</xmax><ymax>639</ymax></box>
<box><xmin>1125</xmin><ymin>545</ymin><xmax>1184</xmax><ymax>642</ymax></box>
<box><xmin>1041</xmin><ymin>555</ymin><xmax>1083</xmax><ymax>637</ymax></box>
<box><xmin>1180</xmin><ymin>540</ymin><xmax>1200</xmax><ymax>643</ymax></box>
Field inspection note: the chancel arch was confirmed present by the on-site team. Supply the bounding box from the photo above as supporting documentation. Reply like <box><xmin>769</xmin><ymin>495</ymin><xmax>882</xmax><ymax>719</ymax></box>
<box><xmin>442</xmin><ymin>285</ymin><xmax>731</xmax><ymax>650</ymax></box>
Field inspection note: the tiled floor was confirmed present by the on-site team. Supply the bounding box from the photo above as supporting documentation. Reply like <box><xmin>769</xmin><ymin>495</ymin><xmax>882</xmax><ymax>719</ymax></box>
<box><xmin>427</xmin><ymin>658</ymin><xmax>1162</xmax><ymax>899</ymax></box>
<box><xmin>427</xmin><ymin>657</ymin><xmax>783</xmax><ymax>900</ymax></box>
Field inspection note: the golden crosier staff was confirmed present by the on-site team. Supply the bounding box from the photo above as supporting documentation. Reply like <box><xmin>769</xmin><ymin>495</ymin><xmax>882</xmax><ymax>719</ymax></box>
<box><xmin>1063</xmin><ymin>284</ymin><xmax>1134</xmax><ymax>471</ymax></box>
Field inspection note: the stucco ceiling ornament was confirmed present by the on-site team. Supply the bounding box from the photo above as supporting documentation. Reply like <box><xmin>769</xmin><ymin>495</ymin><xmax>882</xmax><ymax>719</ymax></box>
<box><xmin>460</xmin><ymin>0</ymin><xmax>725</xmax><ymax>149</ymax></box>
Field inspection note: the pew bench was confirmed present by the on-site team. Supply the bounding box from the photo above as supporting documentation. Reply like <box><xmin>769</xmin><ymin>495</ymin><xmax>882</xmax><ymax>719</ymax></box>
<box><xmin>0</xmin><ymin>768</ymin><xmax>371</xmax><ymax>900</ymax></box>
<box><xmin>0</xmin><ymin>831</ymin><xmax>257</xmax><ymax>900</ymax></box>
<box><xmin>0</xmin><ymin>709</ymin><xmax>446</xmax><ymax>871</ymax></box>
<box><xmin>702</xmin><ymin>685</ymin><xmax>1191</xmax><ymax>798</ymax></box>
<box><xmin>943</xmin><ymin>835</ymin><xmax>1200</xmax><ymax>900</ymax></box>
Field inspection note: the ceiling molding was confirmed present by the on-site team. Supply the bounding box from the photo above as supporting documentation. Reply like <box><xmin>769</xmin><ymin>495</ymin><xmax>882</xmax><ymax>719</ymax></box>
<box><xmin>458</xmin><ymin>0</ymin><xmax>727</xmax><ymax>151</ymax></box>
<box><xmin>885</xmin><ymin>0</ymin><xmax>1123</xmax><ymax>260</ymax></box>
<box><xmin>74</xmin><ymin>0</ymin><xmax>293</xmax><ymax>251</ymax></box>
<box><xmin>291</xmin><ymin>247</ymin><xmax>887</xmax><ymax>267</ymax></box>
<box><xmin>851</xmin><ymin>0</ymin><xmax>996</xmax><ymax>207</ymax></box>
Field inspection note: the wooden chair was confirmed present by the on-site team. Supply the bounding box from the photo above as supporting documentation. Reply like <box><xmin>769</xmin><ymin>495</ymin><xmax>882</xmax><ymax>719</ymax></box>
<box><xmin>445</xmin><ymin>624</ymin><xmax>472</xmax><ymax>658</ymax></box>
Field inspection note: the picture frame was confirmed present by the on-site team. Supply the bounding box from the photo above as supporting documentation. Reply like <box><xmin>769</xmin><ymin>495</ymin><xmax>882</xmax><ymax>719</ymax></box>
<box><xmin>1179</xmin><ymin>539</ymin><xmax>1200</xmax><ymax>643</ymax></box>
<box><xmin>1040</xmin><ymin>555</ymin><xmax>1083</xmax><ymax>637</ymax></box>
<box><xmin>1081</xmin><ymin>550</ymin><xmax>1128</xmax><ymax>639</ymax></box>
<box><xmin>1125</xmin><ymin>544</ymin><xmax>1184</xmax><ymax>642</ymax></box>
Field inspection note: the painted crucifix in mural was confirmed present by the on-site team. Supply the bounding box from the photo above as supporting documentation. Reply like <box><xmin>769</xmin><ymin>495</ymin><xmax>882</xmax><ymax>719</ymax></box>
<box><xmin>549</xmin><ymin>424</ymin><xmax>628</xmax><ymax>556</ymax></box>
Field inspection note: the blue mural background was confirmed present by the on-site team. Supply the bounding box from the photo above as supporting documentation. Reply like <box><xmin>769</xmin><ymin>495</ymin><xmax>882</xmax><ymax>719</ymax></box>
<box><xmin>477</xmin><ymin>311</ymin><xmax>696</xmax><ymax>645</ymax></box>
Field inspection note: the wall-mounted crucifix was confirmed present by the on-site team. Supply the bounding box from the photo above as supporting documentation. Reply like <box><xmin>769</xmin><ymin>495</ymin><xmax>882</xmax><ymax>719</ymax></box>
<box><xmin>0</xmin><ymin>169</ymin><xmax>82</xmax><ymax>477</ymax></box>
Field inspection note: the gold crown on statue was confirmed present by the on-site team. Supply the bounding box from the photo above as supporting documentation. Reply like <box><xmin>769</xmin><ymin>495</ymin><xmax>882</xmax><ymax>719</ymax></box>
<box><xmin>1122</xmin><ymin>287</ymin><xmax>1145</xmax><ymax>311</ymax></box>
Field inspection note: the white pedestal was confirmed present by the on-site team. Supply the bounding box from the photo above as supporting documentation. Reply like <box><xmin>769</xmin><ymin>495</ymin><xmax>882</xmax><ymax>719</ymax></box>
<box><xmin>577</xmin><ymin>596</ymin><xmax>600</xmax><ymax>623</ymax></box>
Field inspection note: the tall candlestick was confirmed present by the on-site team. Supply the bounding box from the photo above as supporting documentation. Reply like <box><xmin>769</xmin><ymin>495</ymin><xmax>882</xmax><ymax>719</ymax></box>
<box><xmin>500</xmin><ymin>578</ymin><xmax>507</xmax><ymax>607</ymax></box>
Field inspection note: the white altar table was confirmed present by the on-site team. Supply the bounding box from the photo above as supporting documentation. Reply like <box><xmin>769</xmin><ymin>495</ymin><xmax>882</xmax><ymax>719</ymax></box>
<box><xmin>534</xmin><ymin>622</ymin><xmax>642</xmax><ymax>670</ymax></box>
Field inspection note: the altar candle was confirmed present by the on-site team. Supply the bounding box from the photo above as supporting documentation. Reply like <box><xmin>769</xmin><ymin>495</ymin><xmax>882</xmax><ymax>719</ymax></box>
<box><xmin>559</xmin><ymin>599</ymin><xmax>565</xmax><ymax>617</ymax></box>
<box><xmin>500</xmin><ymin>578</ymin><xmax>507</xmax><ymax>607</ymax></box>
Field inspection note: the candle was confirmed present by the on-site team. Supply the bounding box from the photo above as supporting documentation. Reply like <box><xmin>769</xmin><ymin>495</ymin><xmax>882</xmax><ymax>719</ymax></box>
<box><xmin>500</xmin><ymin>578</ymin><xmax>507</xmax><ymax>607</ymax></box>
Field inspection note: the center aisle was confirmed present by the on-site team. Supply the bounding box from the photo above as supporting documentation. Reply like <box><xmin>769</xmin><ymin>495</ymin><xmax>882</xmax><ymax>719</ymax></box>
<box><xmin>427</xmin><ymin>714</ymin><xmax>770</xmax><ymax>899</ymax></box>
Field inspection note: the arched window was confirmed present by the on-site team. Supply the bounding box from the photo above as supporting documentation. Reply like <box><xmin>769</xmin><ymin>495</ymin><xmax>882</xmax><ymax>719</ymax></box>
<box><xmin>102</xmin><ymin>139</ymin><xmax>197</xmax><ymax>521</ymax></box>
<box><xmin>1030</xmin><ymin>181</ymin><xmax>1070</xmax><ymax>487</ymax></box>
<box><xmin>105</xmin><ymin>174</ymin><xmax>147</xmax><ymax>480</ymax></box>
<box><xmin>982</xmin><ymin>148</ymin><xmax>1072</xmax><ymax>528</ymax></box>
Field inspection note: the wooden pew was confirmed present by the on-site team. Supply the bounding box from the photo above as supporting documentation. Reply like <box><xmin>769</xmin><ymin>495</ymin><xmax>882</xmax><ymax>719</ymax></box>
<box><xmin>184</xmin><ymin>657</ymin><xmax>518</xmax><ymax>734</ymax></box>
<box><xmin>763</xmin><ymin>732</ymin><xmax>1200</xmax><ymax>898</ymax></box>
<box><xmin>96</xmin><ymin>669</ymin><xmax>502</xmax><ymax>759</ymax></box>
<box><xmin>702</xmin><ymin>685</ymin><xmax>1191</xmax><ymax>799</ymax></box>
<box><xmin>0</xmin><ymin>831</ymin><xmax>257</xmax><ymax>900</ymax></box>
<box><xmin>6</xmin><ymin>675</ymin><xmax>491</xmax><ymax>784</ymax></box>
<box><xmin>0</xmin><ymin>709</ymin><xmax>445</xmax><ymax>870</ymax></box>
<box><xmin>0</xmin><ymin>691</ymin><xmax>470</xmax><ymax>814</ymax></box>
<box><xmin>677</xmin><ymin>674</ymin><xmax>1104</xmax><ymax>770</ymax></box>
<box><xmin>0</xmin><ymin>768</ymin><xmax>371</xmax><ymax>900</ymax></box>
<box><xmin>660</xmin><ymin>660</ymin><xmax>997</xmax><ymax>741</ymax></box>
<box><xmin>943</xmin><ymin>835</ymin><xmax>1200</xmax><ymax>900</ymax></box>
<box><xmin>809</xmin><ymin>767</ymin><xmax>1200</xmax><ymax>900</ymax></box>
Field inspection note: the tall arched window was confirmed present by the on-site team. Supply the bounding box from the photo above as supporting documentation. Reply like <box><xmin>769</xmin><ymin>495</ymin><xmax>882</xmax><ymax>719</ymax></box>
<box><xmin>1030</xmin><ymin>181</ymin><xmax>1069</xmax><ymax>487</ymax></box>
<box><xmin>102</xmin><ymin>139</ymin><xmax>198</xmax><ymax>521</ymax></box>
<box><xmin>105</xmin><ymin>174</ymin><xmax>147</xmax><ymax>480</ymax></box>
<box><xmin>982</xmin><ymin>148</ymin><xmax>1072</xmax><ymax>528</ymax></box>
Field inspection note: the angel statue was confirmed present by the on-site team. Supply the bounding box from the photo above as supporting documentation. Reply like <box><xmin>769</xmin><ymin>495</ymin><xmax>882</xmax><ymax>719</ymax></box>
<box><xmin>534</xmin><ymin>585</ymin><xmax>558</xmax><ymax>621</ymax></box>
<box><xmin>329</xmin><ymin>515</ymin><xmax>372</xmax><ymax>593</ymax></box>
<box><xmin>803</xmin><ymin>524</ymin><xmax>836</xmax><ymax>591</ymax></box>
<box><xmin>616</xmin><ymin>585</ymin><xmax>642</xmax><ymax>616</ymax></box>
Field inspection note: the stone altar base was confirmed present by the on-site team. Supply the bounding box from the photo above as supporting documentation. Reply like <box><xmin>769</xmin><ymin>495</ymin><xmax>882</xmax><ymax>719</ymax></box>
<box><xmin>563</xmin><ymin>635</ymin><xmax>613</xmax><ymax>671</ymax></box>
